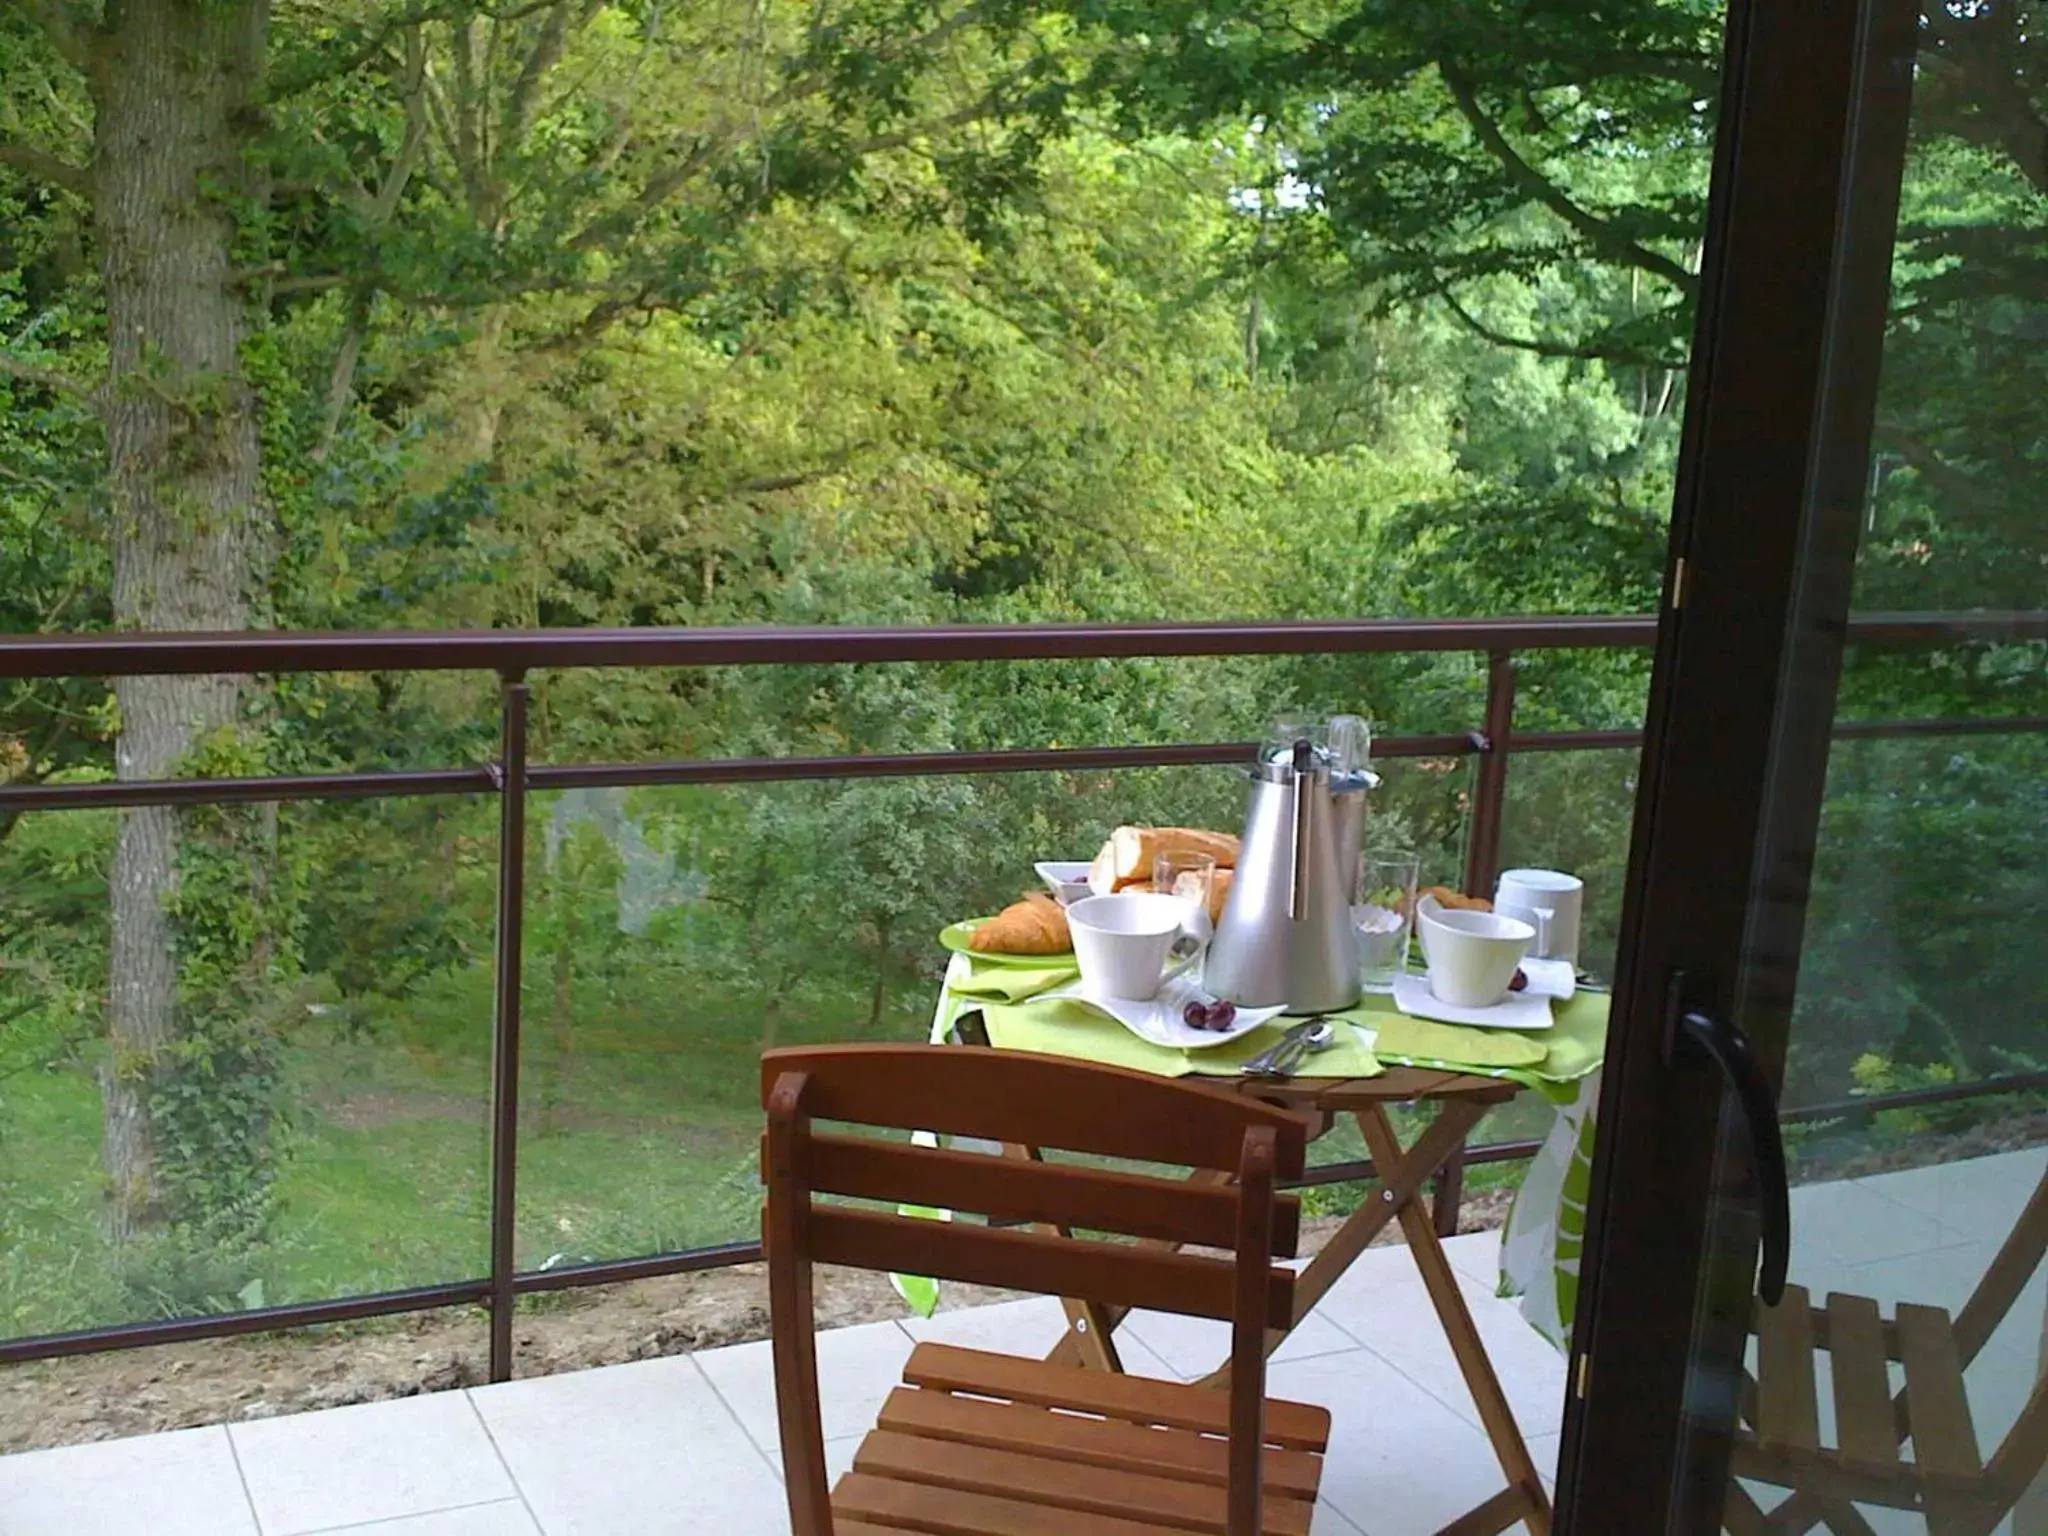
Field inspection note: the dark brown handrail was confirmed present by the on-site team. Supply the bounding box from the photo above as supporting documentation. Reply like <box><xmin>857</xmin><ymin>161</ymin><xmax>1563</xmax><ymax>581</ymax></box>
<box><xmin>0</xmin><ymin>608</ymin><xmax>2041</xmax><ymax>679</ymax></box>
<box><xmin>0</xmin><ymin>614</ymin><xmax>1656</xmax><ymax>677</ymax></box>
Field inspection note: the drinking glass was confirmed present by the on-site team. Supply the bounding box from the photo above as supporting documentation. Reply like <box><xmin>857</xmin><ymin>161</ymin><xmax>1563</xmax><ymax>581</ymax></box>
<box><xmin>1355</xmin><ymin>849</ymin><xmax>1421</xmax><ymax>993</ymax></box>
<box><xmin>1154</xmin><ymin>851</ymin><xmax>1219</xmax><ymax>947</ymax></box>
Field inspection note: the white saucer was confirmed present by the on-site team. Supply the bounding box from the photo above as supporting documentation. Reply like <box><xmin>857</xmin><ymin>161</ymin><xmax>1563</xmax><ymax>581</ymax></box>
<box><xmin>1392</xmin><ymin>973</ymin><xmax>1554</xmax><ymax>1031</ymax></box>
<box><xmin>1519</xmin><ymin>957</ymin><xmax>1577</xmax><ymax>1000</ymax></box>
<box><xmin>1042</xmin><ymin>970</ymin><xmax>1284</xmax><ymax>1049</ymax></box>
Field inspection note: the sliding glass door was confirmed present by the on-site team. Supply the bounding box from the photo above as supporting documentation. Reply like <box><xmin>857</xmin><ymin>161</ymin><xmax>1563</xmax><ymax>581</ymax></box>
<box><xmin>1558</xmin><ymin>0</ymin><xmax>2047</xmax><ymax>1528</ymax></box>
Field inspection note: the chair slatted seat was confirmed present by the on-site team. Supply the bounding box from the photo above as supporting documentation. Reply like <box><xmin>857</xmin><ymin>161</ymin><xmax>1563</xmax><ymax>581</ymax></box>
<box><xmin>1726</xmin><ymin>1166</ymin><xmax>2048</xmax><ymax>1535</ymax></box>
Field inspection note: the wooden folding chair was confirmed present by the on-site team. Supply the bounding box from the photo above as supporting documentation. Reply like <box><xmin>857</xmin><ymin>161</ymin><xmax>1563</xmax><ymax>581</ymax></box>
<box><xmin>761</xmin><ymin>1043</ymin><xmax>1333</xmax><ymax>1536</ymax></box>
<box><xmin>1726</xmin><ymin>1165</ymin><xmax>2048</xmax><ymax>1536</ymax></box>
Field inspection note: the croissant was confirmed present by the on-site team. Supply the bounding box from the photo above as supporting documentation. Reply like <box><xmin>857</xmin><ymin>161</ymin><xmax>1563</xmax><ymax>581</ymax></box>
<box><xmin>969</xmin><ymin>892</ymin><xmax>1072</xmax><ymax>954</ymax></box>
<box><xmin>1413</xmin><ymin>884</ymin><xmax>1493</xmax><ymax>914</ymax></box>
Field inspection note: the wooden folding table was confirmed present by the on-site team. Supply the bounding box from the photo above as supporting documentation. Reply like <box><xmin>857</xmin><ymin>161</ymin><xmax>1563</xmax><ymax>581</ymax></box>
<box><xmin>1026</xmin><ymin>1065</ymin><xmax>1554</xmax><ymax>1536</ymax></box>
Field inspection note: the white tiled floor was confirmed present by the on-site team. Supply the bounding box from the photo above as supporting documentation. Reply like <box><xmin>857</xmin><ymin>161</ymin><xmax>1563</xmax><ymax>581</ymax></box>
<box><xmin>3</xmin><ymin>1156</ymin><xmax>2042</xmax><ymax>1536</ymax></box>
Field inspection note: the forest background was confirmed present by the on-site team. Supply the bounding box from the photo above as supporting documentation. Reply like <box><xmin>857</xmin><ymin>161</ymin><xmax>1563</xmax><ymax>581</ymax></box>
<box><xmin>0</xmin><ymin>0</ymin><xmax>2042</xmax><ymax>1340</ymax></box>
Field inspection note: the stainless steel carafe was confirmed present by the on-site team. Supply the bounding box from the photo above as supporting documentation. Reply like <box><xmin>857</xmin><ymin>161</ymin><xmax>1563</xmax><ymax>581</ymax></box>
<box><xmin>1205</xmin><ymin>723</ymin><xmax>1372</xmax><ymax>1012</ymax></box>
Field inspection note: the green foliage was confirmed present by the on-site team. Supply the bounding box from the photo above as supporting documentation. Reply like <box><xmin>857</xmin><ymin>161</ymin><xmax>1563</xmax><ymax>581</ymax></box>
<box><xmin>0</xmin><ymin>0</ymin><xmax>2041</xmax><ymax>1339</ymax></box>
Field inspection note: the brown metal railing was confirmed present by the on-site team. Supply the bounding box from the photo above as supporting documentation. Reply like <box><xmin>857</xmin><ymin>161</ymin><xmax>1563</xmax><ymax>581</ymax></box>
<box><xmin>0</xmin><ymin>608</ymin><xmax>2042</xmax><ymax>1374</ymax></box>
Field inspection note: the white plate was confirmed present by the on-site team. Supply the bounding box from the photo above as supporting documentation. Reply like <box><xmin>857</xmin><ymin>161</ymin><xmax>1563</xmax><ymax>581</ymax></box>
<box><xmin>1034</xmin><ymin>860</ymin><xmax>1096</xmax><ymax>906</ymax></box>
<box><xmin>1041</xmin><ymin>969</ymin><xmax>1284</xmax><ymax>1049</ymax></box>
<box><xmin>1392</xmin><ymin>973</ymin><xmax>1554</xmax><ymax>1031</ymax></box>
<box><xmin>1519</xmin><ymin>956</ymin><xmax>1577</xmax><ymax>1000</ymax></box>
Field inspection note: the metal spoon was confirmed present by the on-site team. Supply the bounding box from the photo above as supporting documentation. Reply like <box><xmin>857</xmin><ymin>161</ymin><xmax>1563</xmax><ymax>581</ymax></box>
<box><xmin>1239</xmin><ymin>1019</ymin><xmax>1317</xmax><ymax>1076</ymax></box>
<box><xmin>1269</xmin><ymin>1024</ymin><xmax>1335</xmax><ymax>1081</ymax></box>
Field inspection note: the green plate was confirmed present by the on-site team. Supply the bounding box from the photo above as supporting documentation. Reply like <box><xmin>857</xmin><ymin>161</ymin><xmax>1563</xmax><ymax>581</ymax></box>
<box><xmin>939</xmin><ymin>918</ymin><xmax>1075</xmax><ymax>967</ymax></box>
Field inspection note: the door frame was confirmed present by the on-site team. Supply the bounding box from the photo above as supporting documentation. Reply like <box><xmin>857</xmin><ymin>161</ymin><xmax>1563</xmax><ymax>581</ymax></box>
<box><xmin>1553</xmin><ymin>0</ymin><xmax>1921</xmax><ymax>1524</ymax></box>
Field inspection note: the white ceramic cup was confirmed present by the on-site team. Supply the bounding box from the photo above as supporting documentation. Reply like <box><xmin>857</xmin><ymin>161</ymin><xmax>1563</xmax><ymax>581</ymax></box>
<box><xmin>1066</xmin><ymin>892</ymin><xmax>1187</xmax><ymax>1000</ymax></box>
<box><xmin>1493</xmin><ymin>868</ymin><xmax>1584</xmax><ymax>964</ymax></box>
<box><xmin>1415</xmin><ymin>895</ymin><xmax>1535</xmax><ymax>1008</ymax></box>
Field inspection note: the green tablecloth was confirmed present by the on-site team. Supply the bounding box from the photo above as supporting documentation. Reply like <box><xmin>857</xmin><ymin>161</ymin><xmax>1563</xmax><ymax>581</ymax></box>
<box><xmin>915</xmin><ymin>953</ymin><xmax>1607</xmax><ymax>1349</ymax></box>
<box><xmin>940</xmin><ymin>953</ymin><xmax>1607</xmax><ymax>1098</ymax></box>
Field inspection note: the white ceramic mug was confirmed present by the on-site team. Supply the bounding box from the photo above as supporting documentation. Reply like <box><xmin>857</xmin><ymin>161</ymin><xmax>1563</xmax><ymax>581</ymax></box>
<box><xmin>1415</xmin><ymin>895</ymin><xmax>1535</xmax><ymax>1008</ymax></box>
<box><xmin>1066</xmin><ymin>892</ymin><xmax>1187</xmax><ymax>1000</ymax></box>
<box><xmin>1494</xmin><ymin>868</ymin><xmax>1584</xmax><ymax>964</ymax></box>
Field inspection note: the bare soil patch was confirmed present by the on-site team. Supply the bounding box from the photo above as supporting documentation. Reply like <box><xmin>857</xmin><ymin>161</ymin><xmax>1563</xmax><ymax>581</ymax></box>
<box><xmin>1</xmin><ymin>1192</ymin><xmax>1514</xmax><ymax>1454</ymax></box>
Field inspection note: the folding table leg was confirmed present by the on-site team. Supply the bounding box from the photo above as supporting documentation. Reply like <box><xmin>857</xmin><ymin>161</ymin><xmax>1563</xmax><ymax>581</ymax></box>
<box><xmin>1031</xmin><ymin>1155</ymin><xmax>1234</xmax><ymax>1372</ymax></box>
<box><xmin>1197</xmin><ymin>1099</ymin><xmax>1490</xmax><ymax>1387</ymax></box>
<box><xmin>998</xmin><ymin>1144</ymin><xmax>1126</xmax><ymax>1371</ymax></box>
<box><xmin>1196</xmin><ymin>1100</ymin><xmax>1485</xmax><ymax>1386</ymax></box>
<box><xmin>1357</xmin><ymin>1105</ymin><xmax>1555</xmax><ymax>1536</ymax></box>
<box><xmin>1053</xmin><ymin>1298</ymin><xmax>1124</xmax><ymax>1372</ymax></box>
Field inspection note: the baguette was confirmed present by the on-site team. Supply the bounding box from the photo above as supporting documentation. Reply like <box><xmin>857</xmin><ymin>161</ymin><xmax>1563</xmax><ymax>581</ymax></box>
<box><xmin>1087</xmin><ymin>825</ymin><xmax>1241</xmax><ymax>896</ymax></box>
<box><xmin>1173</xmin><ymin>866</ymin><xmax>1234</xmax><ymax>924</ymax></box>
<box><xmin>968</xmin><ymin>892</ymin><xmax>1072</xmax><ymax>954</ymax></box>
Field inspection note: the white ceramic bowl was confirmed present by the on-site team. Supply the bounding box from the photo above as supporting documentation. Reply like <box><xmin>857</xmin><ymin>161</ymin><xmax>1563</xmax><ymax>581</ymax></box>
<box><xmin>1034</xmin><ymin>860</ymin><xmax>1096</xmax><ymax>907</ymax></box>
<box><xmin>1066</xmin><ymin>892</ymin><xmax>1186</xmax><ymax>999</ymax></box>
<box><xmin>1415</xmin><ymin>896</ymin><xmax>1535</xmax><ymax>1008</ymax></box>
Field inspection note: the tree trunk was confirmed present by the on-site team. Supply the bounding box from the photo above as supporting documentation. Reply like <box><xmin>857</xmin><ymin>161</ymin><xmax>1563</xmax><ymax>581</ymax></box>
<box><xmin>543</xmin><ymin>877</ymin><xmax>574</xmax><ymax>1137</ymax></box>
<box><xmin>90</xmin><ymin>0</ymin><xmax>272</xmax><ymax>1241</ymax></box>
<box><xmin>867</xmin><ymin>913</ymin><xmax>891</xmax><ymax>1033</ymax></box>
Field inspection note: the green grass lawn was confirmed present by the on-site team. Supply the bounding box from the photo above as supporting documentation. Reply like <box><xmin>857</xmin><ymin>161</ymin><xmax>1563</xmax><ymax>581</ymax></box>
<box><xmin>0</xmin><ymin>957</ymin><xmax>941</xmax><ymax>1338</ymax></box>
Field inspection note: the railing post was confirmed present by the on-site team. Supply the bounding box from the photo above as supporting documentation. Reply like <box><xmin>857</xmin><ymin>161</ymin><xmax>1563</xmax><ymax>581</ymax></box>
<box><xmin>487</xmin><ymin>673</ymin><xmax>530</xmax><ymax>1383</ymax></box>
<box><xmin>1463</xmin><ymin>649</ymin><xmax>1517</xmax><ymax>898</ymax></box>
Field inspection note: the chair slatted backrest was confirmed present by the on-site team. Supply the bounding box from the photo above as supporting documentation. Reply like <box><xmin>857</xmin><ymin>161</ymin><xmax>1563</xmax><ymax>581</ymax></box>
<box><xmin>761</xmin><ymin>1044</ymin><xmax>1312</xmax><ymax>1536</ymax></box>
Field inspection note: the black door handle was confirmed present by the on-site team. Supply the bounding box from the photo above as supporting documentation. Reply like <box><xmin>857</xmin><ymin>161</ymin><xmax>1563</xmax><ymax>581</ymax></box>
<box><xmin>1678</xmin><ymin>1009</ymin><xmax>1792</xmax><ymax>1306</ymax></box>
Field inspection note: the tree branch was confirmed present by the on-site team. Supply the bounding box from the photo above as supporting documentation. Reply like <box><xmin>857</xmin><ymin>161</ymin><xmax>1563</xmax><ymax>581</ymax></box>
<box><xmin>726</xmin><ymin>447</ymin><xmax>870</xmax><ymax>498</ymax></box>
<box><xmin>1915</xmin><ymin>6</ymin><xmax>2048</xmax><ymax>198</ymax></box>
<box><xmin>265</xmin><ymin>0</ymin><xmax>564</xmax><ymax>100</ymax></box>
<box><xmin>1439</xmin><ymin>62</ymin><xmax>1699</xmax><ymax>296</ymax></box>
<box><xmin>0</xmin><ymin>137</ymin><xmax>90</xmax><ymax>198</ymax></box>
<box><xmin>1876</xmin><ymin>418</ymin><xmax>2004</xmax><ymax>522</ymax></box>
<box><xmin>502</xmin><ymin>1</ymin><xmax>584</xmax><ymax>151</ymax></box>
<box><xmin>0</xmin><ymin>350</ymin><xmax>95</xmax><ymax>400</ymax></box>
<box><xmin>1431</xmin><ymin>280</ymin><xmax>1678</xmax><ymax>369</ymax></box>
<box><xmin>19</xmin><ymin>0</ymin><xmax>91</xmax><ymax>71</ymax></box>
<box><xmin>571</xmin><ymin>0</ymin><xmax>1004</xmax><ymax>252</ymax></box>
<box><xmin>235</xmin><ymin>266</ymin><xmax>350</xmax><ymax>295</ymax></box>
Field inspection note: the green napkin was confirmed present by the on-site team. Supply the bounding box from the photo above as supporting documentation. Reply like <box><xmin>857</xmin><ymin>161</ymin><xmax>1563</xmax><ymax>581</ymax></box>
<box><xmin>984</xmin><ymin>999</ymin><xmax>1192</xmax><ymax>1074</ymax></box>
<box><xmin>1527</xmin><ymin>992</ymin><xmax>1610</xmax><ymax>1087</ymax></box>
<box><xmin>1192</xmin><ymin>1018</ymin><xmax>1384</xmax><ymax>1079</ymax></box>
<box><xmin>1358</xmin><ymin>1012</ymin><xmax>1548</xmax><ymax>1069</ymax></box>
<box><xmin>1340</xmin><ymin>987</ymin><xmax>1611</xmax><ymax>1098</ymax></box>
<box><xmin>949</xmin><ymin>960</ymin><xmax>1080</xmax><ymax>1003</ymax></box>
